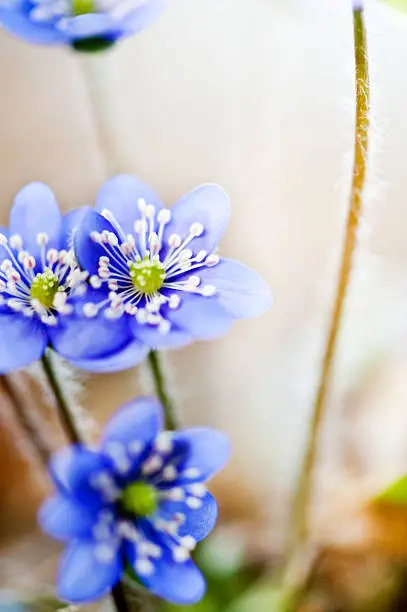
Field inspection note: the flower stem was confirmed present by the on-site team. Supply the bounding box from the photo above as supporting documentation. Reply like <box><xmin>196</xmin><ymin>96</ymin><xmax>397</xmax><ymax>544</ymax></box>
<box><xmin>288</xmin><ymin>6</ymin><xmax>370</xmax><ymax>567</ymax></box>
<box><xmin>0</xmin><ymin>374</ymin><xmax>50</xmax><ymax>465</ymax></box>
<box><xmin>41</xmin><ymin>350</ymin><xmax>130</xmax><ymax>612</ymax></box>
<box><xmin>147</xmin><ymin>350</ymin><xmax>178</xmax><ymax>431</ymax></box>
<box><xmin>41</xmin><ymin>351</ymin><xmax>82</xmax><ymax>445</ymax></box>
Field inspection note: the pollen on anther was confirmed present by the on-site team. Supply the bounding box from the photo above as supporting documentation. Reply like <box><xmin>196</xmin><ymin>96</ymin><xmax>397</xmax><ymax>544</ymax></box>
<box><xmin>190</xmin><ymin>222</ymin><xmax>204</xmax><ymax>237</ymax></box>
<box><xmin>36</xmin><ymin>232</ymin><xmax>49</xmax><ymax>247</ymax></box>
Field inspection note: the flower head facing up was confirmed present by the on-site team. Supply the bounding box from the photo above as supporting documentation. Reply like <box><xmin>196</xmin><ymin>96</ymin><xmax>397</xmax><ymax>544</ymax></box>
<box><xmin>72</xmin><ymin>174</ymin><xmax>272</xmax><ymax>369</ymax></box>
<box><xmin>0</xmin><ymin>0</ymin><xmax>166</xmax><ymax>49</ymax></box>
<box><xmin>39</xmin><ymin>396</ymin><xmax>231</xmax><ymax>605</ymax></box>
<box><xmin>0</xmin><ymin>182</ymin><xmax>148</xmax><ymax>374</ymax></box>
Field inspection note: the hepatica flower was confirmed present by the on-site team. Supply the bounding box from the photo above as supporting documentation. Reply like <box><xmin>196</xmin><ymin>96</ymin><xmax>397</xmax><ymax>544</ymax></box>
<box><xmin>73</xmin><ymin>175</ymin><xmax>272</xmax><ymax>358</ymax></box>
<box><xmin>0</xmin><ymin>182</ymin><xmax>147</xmax><ymax>374</ymax></box>
<box><xmin>39</xmin><ymin>396</ymin><xmax>230</xmax><ymax>605</ymax></box>
<box><xmin>0</xmin><ymin>0</ymin><xmax>166</xmax><ymax>50</ymax></box>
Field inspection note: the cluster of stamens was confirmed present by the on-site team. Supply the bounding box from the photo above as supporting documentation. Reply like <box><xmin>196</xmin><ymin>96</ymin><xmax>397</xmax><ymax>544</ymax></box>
<box><xmin>83</xmin><ymin>199</ymin><xmax>219</xmax><ymax>335</ymax></box>
<box><xmin>0</xmin><ymin>232</ymin><xmax>87</xmax><ymax>326</ymax></box>
<box><xmin>89</xmin><ymin>433</ymin><xmax>207</xmax><ymax>575</ymax></box>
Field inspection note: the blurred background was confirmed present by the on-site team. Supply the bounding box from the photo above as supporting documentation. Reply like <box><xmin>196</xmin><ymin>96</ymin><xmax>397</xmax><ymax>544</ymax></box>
<box><xmin>2</xmin><ymin>0</ymin><xmax>407</xmax><ymax>609</ymax></box>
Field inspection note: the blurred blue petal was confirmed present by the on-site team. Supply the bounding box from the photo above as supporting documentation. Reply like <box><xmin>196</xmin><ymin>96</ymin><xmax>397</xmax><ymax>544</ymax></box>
<box><xmin>0</xmin><ymin>315</ymin><xmax>47</xmax><ymax>374</ymax></box>
<box><xmin>102</xmin><ymin>396</ymin><xmax>163</xmax><ymax>449</ymax></box>
<box><xmin>49</xmin><ymin>446</ymin><xmax>115</xmax><ymax>509</ymax></box>
<box><xmin>57</xmin><ymin>540</ymin><xmax>121</xmax><ymax>604</ymax></box>
<box><xmin>173</xmin><ymin>428</ymin><xmax>231</xmax><ymax>481</ymax></box>
<box><xmin>39</xmin><ymin>494</ymin><xmax>94</xmax><ymax>541</ymax></box>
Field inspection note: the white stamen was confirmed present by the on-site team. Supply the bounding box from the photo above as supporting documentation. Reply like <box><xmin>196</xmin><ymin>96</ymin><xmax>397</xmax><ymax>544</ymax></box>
<box><xmin>206</xmin><ymin>254</ymin><xmax>220</xmax><ymax>267</ymax></box>
<box><xmin>9</xmin><ymin>234</ymin><xmax>22</xmax><ymax>250</ymax></box>
<box><xmin>0</xmin><ymin>234</ymin><xmax>8</xmax><ymax>246</ymax></box>
<box><xmin>202</xmin><ymin>285</ymin><xmax>216</xmax><ymax>297</ymax></box>
<box><xmin>135</xmin><ymin>559</ymin><xmax>154</xmax><ymax>576</ymax></box>
<box><xmin>188</xmin><ymin>483</ymin><xmax>207</xmax><ymax>498</ymax></box>
<box><xmin>168</xmin><ymin>294</ymin><xmax>181</xmax><ymax>309</ymax></box>
<box><xmin>180</xmin><ymin>536</ymin><xmax>197</xmax><ymax>551</ymax></box>
<box><xmin>157</xmin><ymin>209</ymin><xmax>171</xmax><ymax>224</ymax></box>
<box><xmin>90</xmin><ymin>275</ymin><xmax>103</xmax><ymax>289</ymax></box>
<box><xmin>94</xmin><ymin>544</ymin><xmax>116</xmax><ymax>564</ymax></box>
<box><xmin>186</xmin><ymin>497</ymin><xmax>203</xmax><ymax>510</ymax></box>
<box><xmin>83</xmin><ymin>303</ymin><xmax>99</xmax><ymax>318</ymax></box>
<box><xmin>172</xmin><ymin>547</ymin><xmax>190</xmax><ymax>563</ymax></box>
<box><xmin>190</xmin><ymin>222</ymin><xmax>204</xmax><ymax>237</ymax></box>
<box><xmin>154</xmin><ymin>432</ymin><xmax>173</xmax><ymax>454</ymax></box>
<box><xmin>36</xmin><ymin>232</ymin><xmax>49</xmax><ymax>246</ymax></box>
<box><xmin>168</xmin><ymin>234</ymin><xmax>182</xmax><ymax>249</ymax></box>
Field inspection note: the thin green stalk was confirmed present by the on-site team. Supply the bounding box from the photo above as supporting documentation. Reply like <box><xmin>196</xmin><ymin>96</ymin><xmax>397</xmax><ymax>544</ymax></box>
<box><xmin>41</xmin><ymin>350</ymin><xmax>130</xmax><ymax>612</ymax></box>
<box><xmin>285</xmin><ymin>5</ymin><xmax>370</xmax><ymax>589</ymax></box>
<box><xmin>148</xmin><ymin>350</ymin><xmax>178</xmax><ymax>431</ymax></box>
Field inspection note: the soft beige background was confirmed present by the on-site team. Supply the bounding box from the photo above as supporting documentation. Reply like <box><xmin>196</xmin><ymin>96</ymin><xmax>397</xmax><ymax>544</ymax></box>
<box><xmin>1</xmin><ymin>0</ymin><xmax>407</xmax><ymax>549</ymax></box>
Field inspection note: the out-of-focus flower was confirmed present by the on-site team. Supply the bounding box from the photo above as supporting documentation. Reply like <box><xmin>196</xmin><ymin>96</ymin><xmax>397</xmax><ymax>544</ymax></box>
<box><xmin>0</xmin><ymin>0</ymin><xmax>166</xmax><ymax>51</ymax></box>
<box><xmin>39</xmin><ymin>396</ymin><xmax>231</xmax><ymax>605</ymax></box>
<box><xmin>0</xmin><ymin>182</ymin><xmax>148</xmax><ymax>373</ymax></box>
<box><xmin>69</xmin><ymin>175</ymin><xmax>272</xmax><ymax>368</ymax></box>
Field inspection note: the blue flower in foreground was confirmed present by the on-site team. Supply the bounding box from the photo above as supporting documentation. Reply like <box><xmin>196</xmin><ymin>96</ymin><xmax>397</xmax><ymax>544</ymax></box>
<box><xmin>0</xmin><ymin>182</ymin><xmax>148</xmax><ymax>373</ymax></box>
<box><xmin>69</xmin><ymin>175</ymin><xmax>272</xmax><ymax>369</ymax></box>
<box><xmin>39</xmin><ymin>396</ymin><xmax>230</xmax><ymax>605</ymax></box>
<box><xmin>0</xmin><ymin>0</ymin><xmax>166</xmax><ymax>50</ymax></box>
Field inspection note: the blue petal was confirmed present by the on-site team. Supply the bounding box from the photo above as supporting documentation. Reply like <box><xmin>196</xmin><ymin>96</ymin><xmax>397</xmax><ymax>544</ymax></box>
<box><xmin>9</xmin><ymin>183</ymin><xmax>62</xmax><ymax>255</ymax></box>
<box><xmin>61</xmin><ymin>207</ymin><xmax>92</xmax><ymax>251</ymax></box>
<box><xmin>74</xmin><ymin>209</ymin><xmax>120</xmax><ymax>277</ymax></box>
<box><xmin>197</xmin><ymin>258</ymin><xmax>272</xmax><ymax>319</ymax></box>
<box><xmin>101</xmin><ymin>396</ymin><xmax>164</xmax><ymax>450</ymax></box>
<box><xmin>165</xmin><ymin>292</ymin><xmax>232</xmax><ymax>339</ymax></box>
<box><xmin>0</xmin><ymin>7</ymin><xmax>67</xmax><ymax>44</ymax></box>
<box><xmin>57</xmin><ymin>539</ymin><xmax>122</xmax><ymax>604</ymax></box>
<box><xmin>163</xmin><ymin>184</ymin><xmax>230</xmax><ymax>256</ymax></box>
<box><xmin>159</xmin><ymin>492</ymin><xmax>218</xmax><ymax>543</ymax></box>
<box><xmin>69</xmin><ymin>339</ymin><xmax>148</xmax><ymax>373</ymax></box>
<box><xmin>49</xmin><ymin>310</ymin><xmax>132</xmax><ymax>361</ymax></box>
<box><xmin>49</xmin><ymin>446</ymin><xmax>114</xmax><ymax>509</ymax></box>
<box><xmin>61</xmin><ymin>14</ymin><xmax>119</xmax><ymax>39</ymax></box>
<box><xmin>123</xmin><ymin>0</ymin><xmax>167</xmax><ymax>34</ymax></box>
<box><xmin>38</xmin><ymin>494</ymin><xmax>95</xmax><ymax>541</ymax></box>
<box><xmin>95</xmin><ymin>175</ymin><xmax>163</xmax><ymax>237</ymax></box>
<box><xmin>173</xmin><ymin>428</ymin><xmax>231</xmax><ymax>482</ymax></box>
<box><xmin>129</xmin><ymin>319</ymin><xmax>192</xmax><ymax>350</ymax></box>
<box><xmin>129</xmin><ymin>547</ymin><xmax>206</xmax><ymax>605</ymax></box>
<box><xmin>0</xmin><ymin>314</ymin><xmax>47</xmax><ymax>374</ymax></box>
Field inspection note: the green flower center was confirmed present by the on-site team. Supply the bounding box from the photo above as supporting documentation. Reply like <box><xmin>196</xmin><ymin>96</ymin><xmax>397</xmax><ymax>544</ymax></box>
<box><xmin>72</xmin><ymin>0</ymin><xmax>95</xmax><ymax>15</ymax></box>
<box><xmin>129</xmin><ymin>257</ymin><xmax>166</xmax><ymax>295</ymax></box>
<box><xmin>122</xmin><ymin>482</ymin><xmax>158</xmax><ymax>517</ymax></box>
<box><xmin>30</xmin><ymin>270</ymin><xmax>60</xmax><ymax>309</ymax></box>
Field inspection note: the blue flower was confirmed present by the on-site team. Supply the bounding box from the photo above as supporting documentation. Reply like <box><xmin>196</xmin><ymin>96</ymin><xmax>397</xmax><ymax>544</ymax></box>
<box><xmin>71</xmin><ymin>175</ymin><xmax>272</xmax><ymax>366</ymax></box>
<box><xmin>0</xmin><ymin>0</ymin><xmax>166</xmax><ymax>49</ymax></box>
<box><xmin>0</xmin><ymin>182</ymin><xmax>148</xmax><ymax>373</ymax></box>
<box><xmin>39</xmin><ymin>396</ymin><xmax>231</xmax><ymax>605</ymax></box>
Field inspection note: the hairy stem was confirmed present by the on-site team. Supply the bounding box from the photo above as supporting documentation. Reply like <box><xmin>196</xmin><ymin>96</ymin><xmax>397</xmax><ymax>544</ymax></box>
<box><xmin>0</xmin><ymin>374</ymin><xmax>50</xmax><ymax>465</ymax></box>
<box><xmin>148</xmin><ymin>351</ymin><xmax>178</xmax><ymax>430</ymax></box>
<box><xmin>288</xmin><ymin>6</ymin><xmax>370</xmax><ymax>567</ymax></box>
<box><xmin>41</xmin><ymin>350</ymin><xmax>130</xmax><ymax>612</ymax></box>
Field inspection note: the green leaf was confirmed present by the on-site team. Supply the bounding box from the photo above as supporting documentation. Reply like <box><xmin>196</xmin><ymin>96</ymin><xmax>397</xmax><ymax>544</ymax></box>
<box><xmin>382</xmin><ymin>0</ymin><xmax>407</xmax><ymax>14</ymax></box>
<box><xmin>376</xmin><ymin>474</ymin><xmax>407</xmax><ymax>505</ymax></box>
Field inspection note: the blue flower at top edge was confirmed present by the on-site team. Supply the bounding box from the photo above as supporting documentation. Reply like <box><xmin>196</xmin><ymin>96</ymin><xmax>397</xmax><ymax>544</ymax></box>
<box><xmin>61</xmin><ymin>174</ymin><xmax>272</xmax><ymax>372</ymax></box>
<box><xmin>39</xmin><ymin>396</ymin><xmax>231</xmax><ymax>605</ymax></box>
<box><xmin>0</xmin><ymin>0</ymin><xmax>166</xmax><ymax>49</ymax></box>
